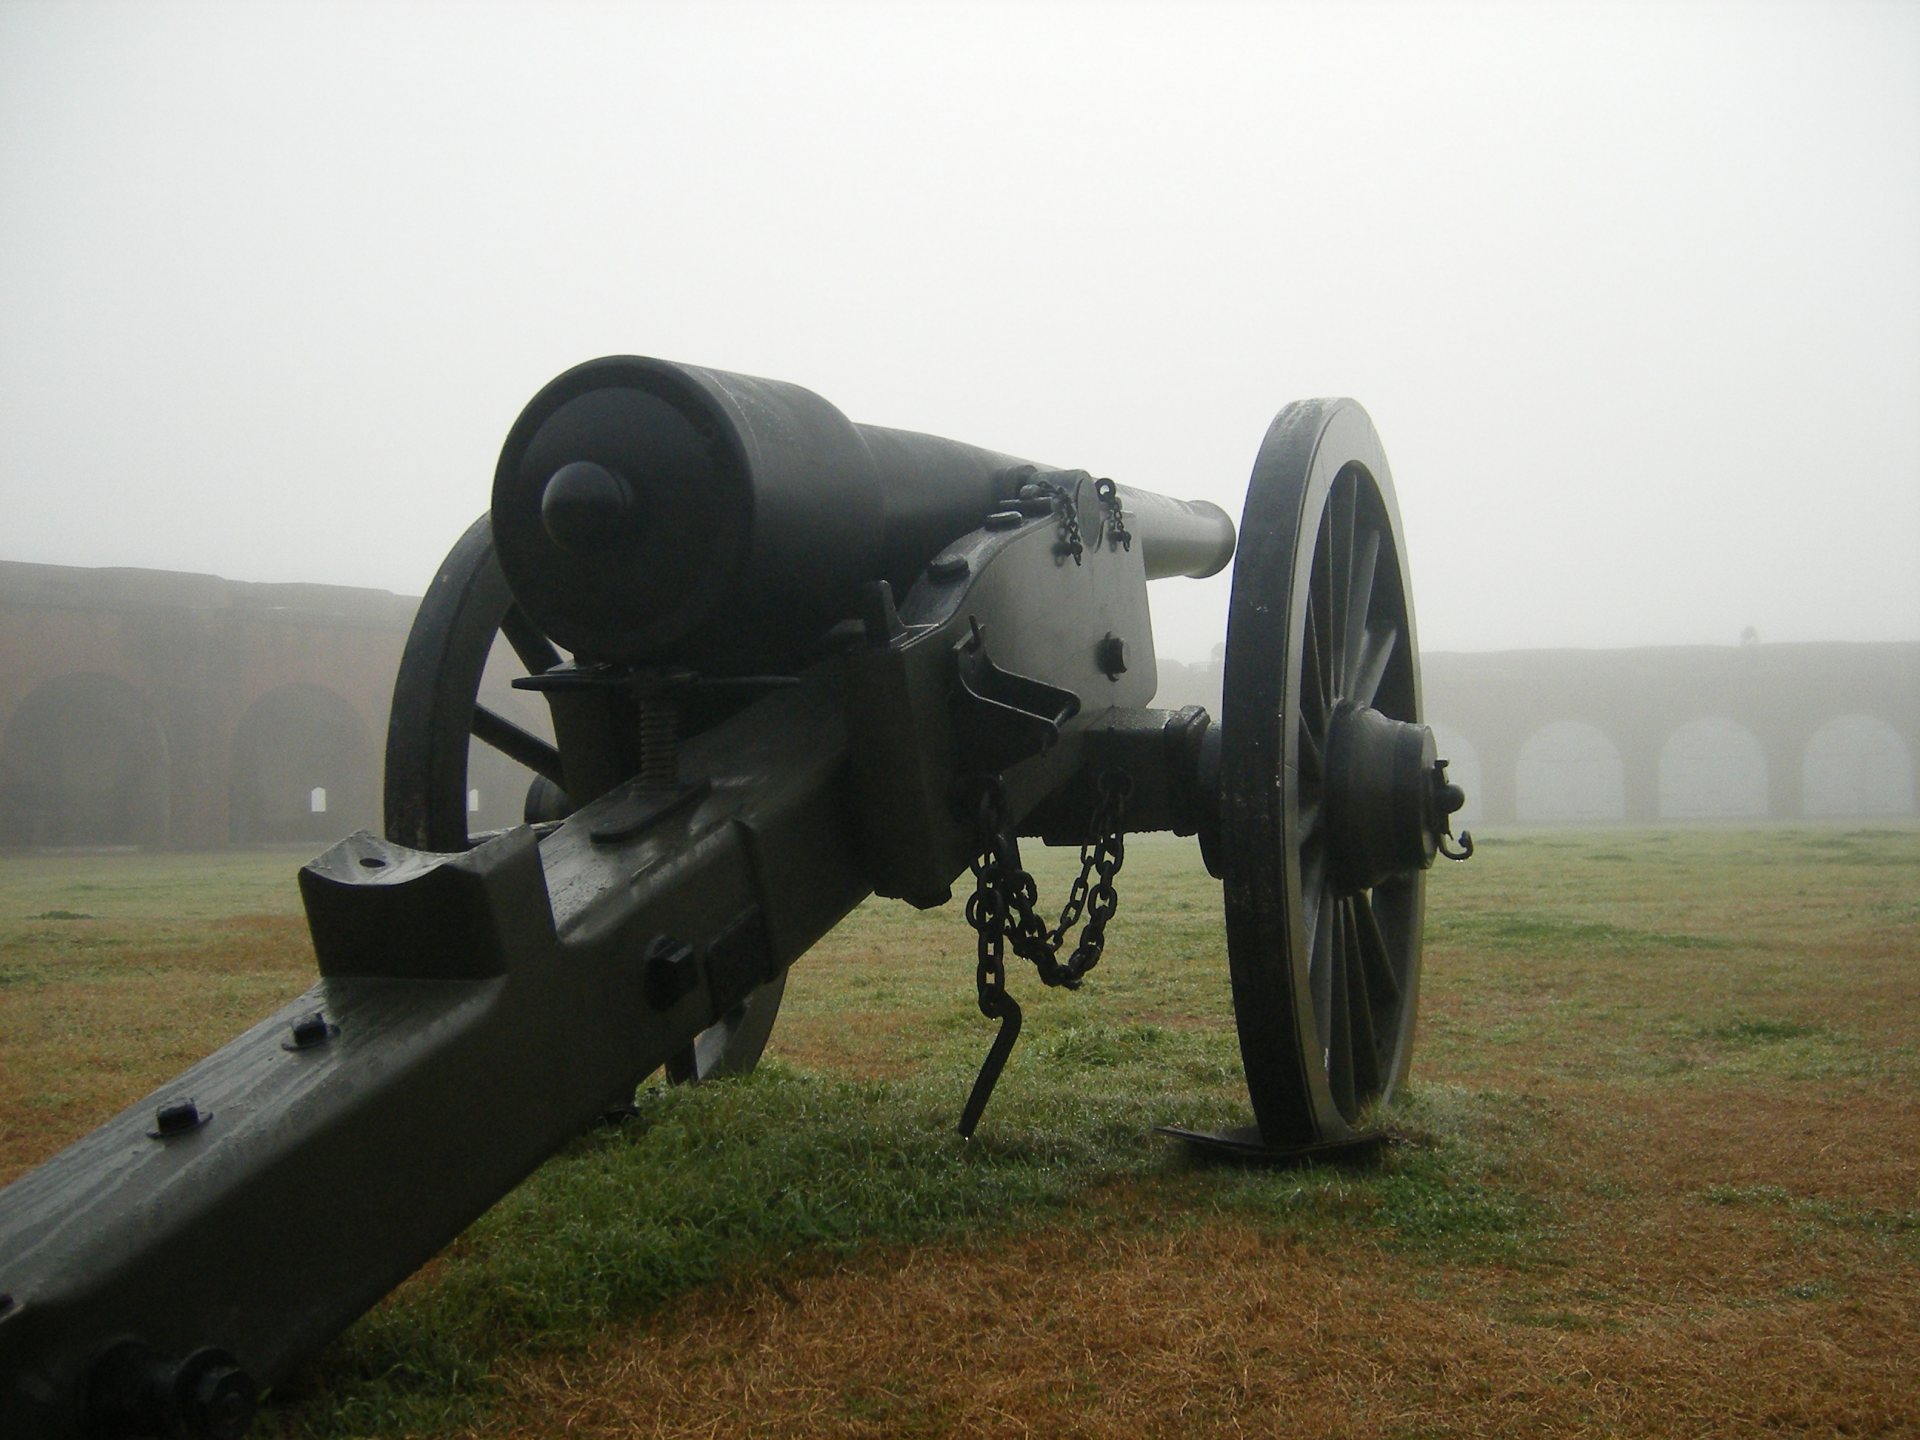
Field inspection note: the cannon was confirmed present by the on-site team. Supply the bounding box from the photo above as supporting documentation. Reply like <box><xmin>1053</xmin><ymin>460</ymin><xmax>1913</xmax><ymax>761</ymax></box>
<box><xmin>0</xmin><ymin>356</ymin><xmax>1468</xmax><ymax>1438</ymax></box>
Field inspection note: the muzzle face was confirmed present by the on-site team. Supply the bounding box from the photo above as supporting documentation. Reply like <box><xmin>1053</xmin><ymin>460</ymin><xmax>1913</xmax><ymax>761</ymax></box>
<box><xmin>494</xmin><ymin>363</ymin><xmax>749</xmax><ymax>662</ymax></box>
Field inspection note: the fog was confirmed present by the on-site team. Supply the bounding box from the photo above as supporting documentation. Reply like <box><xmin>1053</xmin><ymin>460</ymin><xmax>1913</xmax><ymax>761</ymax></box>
<box><xmin>2</xmin><ymin>0</ymin><xmax>1916</xmax><ymax>661</ymax></box>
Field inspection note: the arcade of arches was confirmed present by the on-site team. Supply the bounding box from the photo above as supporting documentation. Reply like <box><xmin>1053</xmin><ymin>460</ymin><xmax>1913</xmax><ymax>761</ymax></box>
<box><xmin>1150</xmin><ymin>642</ymin><xmax>1916</xmax><ymax>828</ymax></box>
<box><xmin>2</xmin><ymin>559</ymin><xmax>1915</xmax><ymax>848</ymax></box>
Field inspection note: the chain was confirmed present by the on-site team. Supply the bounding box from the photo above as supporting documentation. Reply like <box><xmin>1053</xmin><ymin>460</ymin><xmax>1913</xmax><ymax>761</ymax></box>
<box><xmin>1024</xmin><ymin>478</ymin><xmax>1085</xmax><ymax>565</ymax></box>
<box><xmin>966</xmin><ymin>768</ymin><xmax>1131</xmax><ymax>996</ymax></box>
<box><xmin>965</xmin><ymin>778</ymin><xmax>1017</xmax><ymax>1021</ymax></box>
<box><xmin>958</xmin><ymin>767</ymin><xmax>1130</xmax><ymax>1137</ymax></box>
<box><xmin>1006</xmin><ymin>469</ymin><xmax>1131</xmax><ymax>565</ymax></box>
<box><xmin>1093</xmin><ymin>476</ymin><xmax>1132</xmax><ymax>552</ymax></box>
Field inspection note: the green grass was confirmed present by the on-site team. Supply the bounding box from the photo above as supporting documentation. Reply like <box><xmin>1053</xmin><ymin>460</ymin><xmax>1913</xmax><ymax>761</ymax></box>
<box><xmin>4</xmin><ymin>825</ymin><xmax>1917</xmax><ymax>1437</ymax></box>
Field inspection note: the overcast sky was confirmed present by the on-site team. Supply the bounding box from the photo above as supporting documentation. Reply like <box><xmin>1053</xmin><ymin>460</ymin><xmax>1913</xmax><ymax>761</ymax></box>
<box><xmin>2</xmin><ymin>0</ymin><xmax>1915</xmax><ymax>660</ymax></box>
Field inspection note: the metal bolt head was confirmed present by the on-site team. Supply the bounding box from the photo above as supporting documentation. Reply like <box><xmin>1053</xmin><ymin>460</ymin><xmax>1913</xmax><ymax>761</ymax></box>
<box><xmin>1097</xmin><ymin>635</ymin><xmax>1129</xmax><ymax>678</ymax></box>
<box><xmin>177</xmin><ymin>1350</ymin><xmax>259</xmax><ymax>1440</ymax></box>
<box><xmin>984</xmin><ymin>509</ymin><xmax>1025</xmax><ymax>531</ymax></box>
<box><xmin>150</xmin><ymin>1099</ymin><xmax>207</xmax><ymax>1138</ymax></box>
<box><xmin>928</xmin><ymin>554</ymin><xmax>969</xmax><ymax>581</ymax></box>
<box><xmin>285</xmin><ymin>1011</ymin><xmax>335</xmax><ymax>1050</ymax></box>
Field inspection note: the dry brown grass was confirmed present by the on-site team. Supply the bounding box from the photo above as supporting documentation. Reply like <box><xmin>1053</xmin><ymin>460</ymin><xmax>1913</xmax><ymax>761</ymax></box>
<box><xmin>481</xmin><ymin>1208</ymin><xmax>1911</xmax><ymax>1438</ymax></box>
<box><xmin>0</xmin><ymin>905</ymin><xmax>314</xmax><ymax>1186</ymax></box>
<box><xmin>472</xmin><ymin>1095</ymin><xmax>1914</xmax><ymax>1440</ymax></box>
<box><xmin>469</xmin><ymin>829</ymin><xmax>1920</xmax><ymax>1439</ymax></box>
<box><xmin>2</xmin><ymin>833</ymin><xmax>1915</xmax><ymax>1436</ymax></box>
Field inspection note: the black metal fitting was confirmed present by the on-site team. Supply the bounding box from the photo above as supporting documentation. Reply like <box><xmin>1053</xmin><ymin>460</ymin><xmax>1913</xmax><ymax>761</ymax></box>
<box><xmin>643</xmin><ymin>937</ymin><xmax>700</xmax><ymax>1010</ymax></box>
<box><xmin>282</xmin><ymin>1011</ymin><xmax>337</xmax><ymax>1051</ymax></box>
<box><xmin>1096</xmin><ymin>634</ymin><xmax>1128</xmax><ymax>679</ymax></box>
<box><xmin>858</xmin><ymin>581</ymin><xmax>905</xmax><ymax>647</ymax></box>
<box><xmin>1432</xmin><ymin>759</ymin><xmax>1475</xmax><ymax>860</ymax></box>
<box><xmin>984</xmin><ymin>509</ymin><xmax>1025</xmax><ymax>531</ymax></box>
<box><xmin>149</xmin><ymin>1100</ymin><xmax>209</xmax><ymax>1140</ymax></box>
<box><xmin>927</xmin><ymin>554</ymin><xmax>969</xmax><ymax>581</ymax></box>
<box><xmin>83</xmin><ymin>1340</ymin><xmax>258</xmax><ymax>1440</ymax></box>
<box><xmin>1323</xmin><ymin>702</ymin><xmax>1442</xmax><ymax>893</ymax></box>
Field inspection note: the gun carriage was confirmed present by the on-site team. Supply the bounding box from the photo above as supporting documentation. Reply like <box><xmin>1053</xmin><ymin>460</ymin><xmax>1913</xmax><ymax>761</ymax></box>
<box><xmin>0</xmin><ymin>356</ymin><xmax>1468</xmax><ymax>1438</ymax></box>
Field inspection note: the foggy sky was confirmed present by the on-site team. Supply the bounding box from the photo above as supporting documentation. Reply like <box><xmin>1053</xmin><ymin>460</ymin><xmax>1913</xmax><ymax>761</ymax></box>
<box><xmin>2</xmin><ymin>0</ymin><xmax>1916</xmax><ymax>661</ymax></box>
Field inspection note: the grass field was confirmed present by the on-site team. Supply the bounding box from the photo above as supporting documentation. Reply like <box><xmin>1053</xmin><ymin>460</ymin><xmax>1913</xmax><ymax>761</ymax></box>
<box><xmin>2</xmin><ymin>828</ymin><xmax>1916</xmax><ymax>1437</ymax></box>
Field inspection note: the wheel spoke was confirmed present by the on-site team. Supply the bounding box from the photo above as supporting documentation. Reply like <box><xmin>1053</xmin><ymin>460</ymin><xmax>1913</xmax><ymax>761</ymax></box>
<box><xmin>1313</xmin><ymin>504</ymin><xmax>1338</xmax><ymax>698</ymax></box>
<box><xmin>1344</xmin><ymin>898</ymin><xmax>1382</xmax><ymax>1099</ymax></box>
<box><xmin>501</xmin><ymin>603</ymin><xmax>563</xmax><ymax>676</ymax></box>
<box><xmin>1297</xmin><ymin>794</ymin><xmax>1322</xmax><ymax>844</ymax></box>
<box><xmin>1343</xmin><ymin>526</ymin><xmax>1380</xmax><ymax>684</ymax></box>
<box><xmin>1368</xmin><ymin>876</ymin><xmax>1416</xmax><ymax>962</ymax></box>
<box><xmin>1300</xmin><ymin>830</ymin><xmax>1327</xmax><ymax>938</ymax></box>
<box><xmin>1350</xmin><ymin>623</ymin><xmax>1401</xmax><ymax>710</ymax></box>
<box><xmin>1325</xmin><ymin>485</ymin><xmax>1353</xmax><ymax>697</ymax></box>
<box><xmin>1327</xmin><ymin>901</ymin><xmax>1356</xmax><ymax>1114</ymax></box>
<box><xmin>1300</xmin><ymin>595</ymin><xmax>1329</xmax><ymax>739</ymax></box>
<box><xmin>1352</xmin><ymin>889</ymin><xmax>1402</xmax><ymax>1009</ymax></box>
<box><xmin>471</xmin><ymin>704</ymin><xmax>566</xmax><ymax>787</ymax></box>
<box><xmin>1298</xmin><ymin>707</ymin><xmax>1324</xmax><ymax>782</ymax></box>
<box><xmin>1309</xmin><ymin>877</ymin><xmax>1335</xmax><ymax>1059</ymax></box>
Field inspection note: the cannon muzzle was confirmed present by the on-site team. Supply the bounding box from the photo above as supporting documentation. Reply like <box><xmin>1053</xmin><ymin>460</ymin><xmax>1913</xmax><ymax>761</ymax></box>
<box><xmin>491</xmin><ymin>356</ymin><xmax>1234</xmax><ymax>665</ymax></box>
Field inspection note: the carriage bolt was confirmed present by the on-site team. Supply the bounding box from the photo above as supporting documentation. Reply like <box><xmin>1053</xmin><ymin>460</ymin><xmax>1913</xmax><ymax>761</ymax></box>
<box><xmin>150</xmin><ymin>1099</ymin><xmax>208</xmax><ymax>1138</ymax></box>
<box><xmin>928</xmin><ymin>554</ymin><xmax>970</xmax><ymax>581</ymax></box>
<box><xmin>176</xmin><ymin>1348</ymin><xmax>260</xmax><ymax>1440</ymax></box>
<box><xmin>285</xmin><ymin>1011</ymin><xmax>335</xmax><ymax>1050</ymax></box>
<box><xmin>984</xmin><ymin>509</ymin><xmax>1025</xmax><ymax>530</ymax></box>
<box><xmin>84</xmin><ymin>1341</ymin><xmax>258</xmax><ymax>1440</ymax></box>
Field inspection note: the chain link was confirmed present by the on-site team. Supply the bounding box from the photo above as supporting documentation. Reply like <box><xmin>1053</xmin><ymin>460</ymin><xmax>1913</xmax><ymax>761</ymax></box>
<box><xmin>1093</xmin><ymin>475</ymin><xmax>1132</xmax><ymax>552</ymax></box>
<box><xmin>1006</xmin><ymin>469</ymin><xmax>1131</xmax><ymax>565</ymax></box>
<box><xmin>966</xmin><ymin>767</ymin><xmax>1130</xmax><ymax>1006</ymax></box>
<box><xmin>966</xmin><ymin>780</ymin><xmax>1016</xmax><ymax>1020</ymax></box>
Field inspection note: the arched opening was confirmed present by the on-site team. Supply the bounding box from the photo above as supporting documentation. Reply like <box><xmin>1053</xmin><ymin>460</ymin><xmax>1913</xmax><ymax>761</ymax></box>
<box><xmin>1427</xmin><ymin>725</ymin><xmax>1483</xmax><ymax>831</ymax></box>
<box><xmin>1659</xmin><ymin>716</ymin><xmax>1769</xmax><ymax>819</ymax></box>
<box><xmin>1802</xmin><ymin>714</ymin><xmax>1915</xmax><ymax>817</ymax></box>
<box><xmin>230</xmin><ymin>684</ymin><xmax>374</xmax><ymax>842</ymax></box>
<box><xmin>1515</xmin><ymin>720</ymin><xmax>1625</xmax><ymax>824</ymax></box>
<box><xmin>0</xmin><ymin>673</ymin><xmax>171</xmax><ymax>846</ymax></box>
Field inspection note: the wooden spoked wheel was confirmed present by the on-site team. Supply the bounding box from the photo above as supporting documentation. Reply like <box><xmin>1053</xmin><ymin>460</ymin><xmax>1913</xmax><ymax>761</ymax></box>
<box><xmin>384</xmin><ymin>515</ymin><xmax>568</xmax><ymax>853</ymax></box>
<box><xmin>1219</xmin><ymin>400</ymin><xmax>1442</xmax><ymax>1146</ymax></box>
<box><xmin>383</xmin><ymin>513</ymin><xmax>785</xmax><ymax>1082</ymax></box>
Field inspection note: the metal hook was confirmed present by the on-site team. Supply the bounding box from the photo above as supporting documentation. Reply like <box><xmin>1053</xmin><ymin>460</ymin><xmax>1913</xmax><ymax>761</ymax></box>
<box><xmin>957</xmin><ymin>993</ymin><xmax>1023</xmax><ymax>1139</ymax></box>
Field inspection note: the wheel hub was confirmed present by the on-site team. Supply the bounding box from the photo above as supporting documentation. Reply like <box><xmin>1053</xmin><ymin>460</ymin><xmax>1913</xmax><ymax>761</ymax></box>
<box><xmin>1322</xmin><ymin>701</ymin><xmax>1461</xmax><ymax>895</ymax></box>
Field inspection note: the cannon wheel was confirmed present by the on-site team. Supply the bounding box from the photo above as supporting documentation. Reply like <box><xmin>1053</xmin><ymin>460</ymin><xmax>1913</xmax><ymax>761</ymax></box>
<box><xmin>1219</xmin><ymin>400</ymin><xmax>1428</xmax><ymax>1147</ymax></box>
<box><xmin>383</xmin><ymin>513</ymin><xmax>787</xmax><ymax>1082</ymax></box>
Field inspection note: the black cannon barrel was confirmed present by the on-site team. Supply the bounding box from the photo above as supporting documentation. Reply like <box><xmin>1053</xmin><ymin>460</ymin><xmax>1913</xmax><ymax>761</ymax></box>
<box><xmin>492</xmin><ymin>357</ymin><xmax>1235</xmax><ymax>665</ymax></box>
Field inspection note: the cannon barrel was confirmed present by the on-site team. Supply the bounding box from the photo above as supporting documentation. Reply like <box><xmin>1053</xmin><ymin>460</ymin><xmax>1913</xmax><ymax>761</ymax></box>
<box><xmin>492</xmin><ymin>356</ymin><xmax>1235</xmax><ymax>664</ymax></box>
